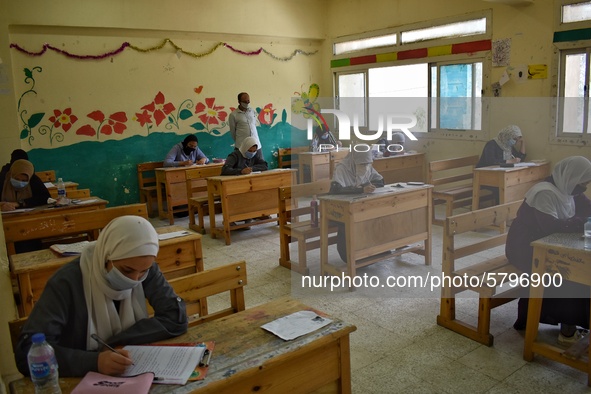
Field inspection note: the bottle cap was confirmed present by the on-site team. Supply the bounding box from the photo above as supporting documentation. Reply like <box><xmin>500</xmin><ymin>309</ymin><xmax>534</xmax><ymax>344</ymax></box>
<box><xmin>31</xmin><ymin>333</ymin><xmax>46</xmax><ymax>343</ymax></box>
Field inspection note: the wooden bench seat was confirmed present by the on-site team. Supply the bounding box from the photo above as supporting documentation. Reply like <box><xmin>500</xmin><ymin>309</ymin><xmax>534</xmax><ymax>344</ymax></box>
<box><xmin>278</xmin><ymin>180</ymin><xmax>338</xmax><ymax>274</ymax></box>
<box><xmin>35</xmin><ymin>170</ymin><xmax>56</xmax><ymax>183</ymax></box>
<box><xmin>428</xmin><ymin>155</ymin><xmax>493</xmax><ymax>225</ymax></box>
<box><xmin>277</xmin><ymin>146</ymin><xmax>308</xmax><ymax>170</ymax></box>
<box><xmin>186</xmin><ymin>166</ymin><xmax>223</xmax><ymax>234</ymax></box>
<box><xmin>436</xmin><ymin>200</ymin><xmax>523</xmax><ymax>346</ymax></box>
<box><xmin>137</xmin><ymin>161</ymin><xmax>163</xmax><ymax>217</ymax></box>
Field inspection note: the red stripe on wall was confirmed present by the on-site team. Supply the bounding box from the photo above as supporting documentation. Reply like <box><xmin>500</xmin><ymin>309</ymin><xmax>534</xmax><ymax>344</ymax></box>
<box><xmin>350</xmin><ymin>55</ymin><xmax>377</xmax><ymax>65</ymax></box>
<box><xmin>452</xmin><ymin>40</ymin><xmax>491</xmax><ymax>54</ymax></box>
<box><xmin>397</xmin><ymin>48</ymin><xmax>428</xmax><ymax>60</ymax></box>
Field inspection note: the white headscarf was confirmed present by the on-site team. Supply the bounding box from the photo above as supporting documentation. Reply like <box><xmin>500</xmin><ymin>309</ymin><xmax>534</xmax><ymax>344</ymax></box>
<box><xmin>239</xmin><ymin>136</ymin><xmax>258</xmax><ymax>157</ymax></box>
<box><xmin>80</xmin><ymin>215</ymin><xmax>159</xmax><ymax>350</ymax></box>
<box><xmin>494</xmin><ymin>125</ymin><xmax>522</xmax><ymax>161</ymax></box>
<box><xmin>333</xmin><ymin>150</ymin><xmax>383</xmax><ymax>188</ymax></box>
<box><xmin>525</xmin><ymin>156</ymin><xmax>591</xmax><ymax>219</ymax></box>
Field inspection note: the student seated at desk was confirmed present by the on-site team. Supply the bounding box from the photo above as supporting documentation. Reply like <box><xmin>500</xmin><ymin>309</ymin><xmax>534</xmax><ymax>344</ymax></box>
<box><xmin>0</xmin><ymin>159</ymin><xmax>50</xmax><ymax>212</ymax></box>
<box><xmin>164</xmin><ymin>134</ymin><xmax>209</xmax><ymax>167</ymax></box>
<box><xmin>329</xmin><ymin>150</ymin><xmax>384</xmax><ymax>262</ymax></box>
<box><xmin>476</xmin><ymin>125</ymin><xmax>526</xmax><ymax>168</ymax></box>
<box><xmin>507</xmin><ymin>156</ymin><xmax>591</xmax><ymax>345</ymax></box>
<box><xmin>376</xmin><ymin>131</ymin><xmax>405</xmax><ymax>158</ymax></box>
<box><xmin>0</xmin><ymin>148</ymin><xmax>28</xmax><ymax>181</ymax></box>
<box><xmin>309</xmin><ymin>124</ymin><xmax>341</xmax><ymax>152</ymax></box>
<box><xmin>221</xmin><ymin>136</ymin><xmax>268</xmax><ymax>175</ymax></box>
<box><xmin>14</xmin><ymin>216</ymin><xmax>188</xmax><ymax>377</ymax></box>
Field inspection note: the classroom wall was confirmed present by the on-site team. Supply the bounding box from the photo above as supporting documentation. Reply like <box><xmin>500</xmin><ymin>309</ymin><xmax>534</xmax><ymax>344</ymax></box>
<box><xmin>0</xmin><ymin>0</ymin><xmax>328</xmax><ymax>378</ymax></box>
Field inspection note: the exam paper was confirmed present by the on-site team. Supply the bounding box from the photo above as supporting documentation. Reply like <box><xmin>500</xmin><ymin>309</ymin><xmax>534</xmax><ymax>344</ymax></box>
<box><xmin>158</xmin><ymin>231</ymin><xmax>190</xmax><ymax>240</ymax></box>
<box><xmin>122</xmin><ymin>345</ymin><xmax>204</xmax><ymax>385</ymax></box>
<box><xmin>261</xmin><ymin>310</ymin><xmax>332</xmax><ymax>341</ymax></box>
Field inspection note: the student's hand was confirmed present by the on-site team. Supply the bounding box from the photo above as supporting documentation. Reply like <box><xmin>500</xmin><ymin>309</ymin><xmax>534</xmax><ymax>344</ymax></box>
<box><xmin>181</xmin><ymin>160</ymin><xmax>194</xmax><ymax>166</ymax></box>
<box><xmin>241</xmin><ymin>167</ymin><xmax>252</xmax><ymax>175</ymax></box>
<box><xmin>196</xmin><ymin>158</ymin><xmax>207</xmax><ymax>165</ymax></box>
<box><xmin>507</xmin><ymin>157</ymin><xmax>522</xmax><ymax>164</ymax></box>
<box><xmin>363</xmin><ymin>184</ymin><xmax>376</xmax><ymax>193</ymax></box>
<box><xmin>97</xmin><ymin>349</ymin><xmax>134</xmax><ymax>375</ymax></box>
<box><xmin>0</xmin><ymin>202</ymin><xmax>18</xmax><ymax>212</ymax></box>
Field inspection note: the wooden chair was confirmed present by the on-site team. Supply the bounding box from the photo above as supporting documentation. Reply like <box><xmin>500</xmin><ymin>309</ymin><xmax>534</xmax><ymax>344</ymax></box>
<box><xmin>64</xmin><ymin>188</ymin><xmax>91</xmax><ymax>199</ymax></box>
<box><xmin>278</xmin><ymin>180</ymin><xmax>338</xmax><ymax>274</ymax></box>
<box><xmin>35</xmin><ymin>170</ymin><xmax>56</xmax><ymax>183</ymax></box>
<box><xmin>428</xmin><ymin>155</ymin><xmax>493</xmax><ymax>226</ymax></box>
<box><xmin>137</xmin><ymin>161</ymin><xmax>164</xmax><ymax>217</ymax></box>
<box><xmin>186</xmin><ymin>166</ymin><xmax>223</xmax><ymax>234</ymax></box>
<box><xmin>436</xmin><ymin>200</ymin><xmax>523</xmax><ymax>346</ymax></box>
<box><xmin>277</xmin><ymin>146</ymin><xmax>308</xmax><ymax>170</ymax></box>
<box><xmin>148</xmin><ymin>261</ymin><xmax>247</xmax><ymax>327</ymax></box>
<box><xmin>9</xmin><ymin>317</ymin><xmax>28</xmax><ymax>354</ymax></box>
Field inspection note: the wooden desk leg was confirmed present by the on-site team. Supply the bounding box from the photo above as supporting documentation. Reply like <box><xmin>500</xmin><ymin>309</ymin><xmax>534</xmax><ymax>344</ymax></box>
<box><xmin>208</xmin><ymin>191</ymin><xmax>217</xmax><ymax>240</ymax></box>
<box><xmin>165</xmin><ymin>182</ymin><xmax>175</xmax><ymax>225</ymax></box>
<box><xmin>338</xmin><ymin>335</ymin><xmax>352</xmax><ymax>394</ymax></box>
<box><xmin>156</xmin><ymin>180</ymin><xmax>166</xmax><ymax>220</ymax></box>
<box><xmin>523</xmin><ymin>249</ymin><xmax>546</xmax><ymax>361</ymax></box>
<box><xmin>320</xmin><ymin>205</ymin><xmax>328</xmax><ymax>276</ymax></box>
<box><xmin>425</xmin><ymin>189</ymin><xmax>432</xmax><ymax>266</ymax></box>
<box><xmin>499</xmin><ymin>183</ymin><xmax>507</xmax><ymax>232</ymax></box>
<box><xmin>346</xmin><ymin>220</ymin><xmax>355</xmax><ymax>292</ymax></box>
<box><xmin>472</xmin><ymin>172</ymin><xmax>480</xmax><ymax>211</ymax></box>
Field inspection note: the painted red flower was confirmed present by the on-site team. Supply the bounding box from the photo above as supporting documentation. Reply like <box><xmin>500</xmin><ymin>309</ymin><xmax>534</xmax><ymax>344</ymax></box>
<box><xmin>48</xmin><ymin>108</ymin><xmax>78</xmax><ymax>132</ymax></box>
<box><xmin>135</xmin><ymin>110</ymin><xmax>153</xmax><ymax>127</ymax></box>
<box><xmin>194</xmin><ymin>97</ymin><xmax>227</xmax><ymax>125</ymax></box>
<box><xmin>100</xmin><ymin>112</ymin><xmax>128</xmax><ymax>135</ymax></box>
<box><xmin>258</xmin><ymin>103</ymin><xmax>276</xmax><ymax>125</ymax></box>
<box><xmin>141</xmin><ymin>92</ymin><xmax>175</xmax><ymax>126</ymax></box>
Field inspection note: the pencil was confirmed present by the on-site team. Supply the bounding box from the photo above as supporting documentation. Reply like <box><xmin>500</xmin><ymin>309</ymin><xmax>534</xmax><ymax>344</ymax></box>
<box><xmin>90</xmin><ymin>333</ymin><xmax>135</xmax><ymax>365</ymax></box>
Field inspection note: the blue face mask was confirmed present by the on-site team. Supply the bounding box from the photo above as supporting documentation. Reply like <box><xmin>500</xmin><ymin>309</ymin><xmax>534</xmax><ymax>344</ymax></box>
<box><xmin>244</xmin><ymin>151</ymin><xmax>256</xmax><ymax>159</ymax></box>
<box><xmin>10</xmin><ymin>178</ymin><xmax>29</xmax><ymax>189</ymax></box>
<box><xmin>508</xmin><ymin>139</ymin><xmax>517</xmax><ymax>147</ymax></box>
<box><xmin>320</xmin><ymin>133</ymin><xmax>329</xmax><ymax>140</ymax></box>
<box><xmin>106</xmin><ymin>265</ymin><xmax>149</xmax><ymax>291</ymax></box>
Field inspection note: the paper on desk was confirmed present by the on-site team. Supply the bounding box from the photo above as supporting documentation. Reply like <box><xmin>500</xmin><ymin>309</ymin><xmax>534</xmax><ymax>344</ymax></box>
<box><xmin>73</xmin><ymin>198</ymin><xmax>98</xmax><ymax>204</ymax></box>
<box><xmin>1</xmin><ymin>208</ymin><xmax>35</xmax><ymax>214</ymax></box>
<box><xmin>158</xmin><ymin>231</ymin><xmax>190</xmax><ymax>240</ymax></box>
<box><xmin>261</xmin><ymin>310</ymin><xmax>332</xmax><ymax>341</ymax></box>
<box><xmin>514</xmin><ymin>162</ymin><xmax>537</xmax><ymax>167</ymax></box>
<box><xmin>44</xmin><ymin>182</ymin><xmax>55</xmax><ymax>188</ymax></box>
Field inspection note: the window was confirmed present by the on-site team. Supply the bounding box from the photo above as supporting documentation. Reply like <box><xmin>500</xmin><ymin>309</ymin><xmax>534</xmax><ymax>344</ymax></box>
<box><xmin>562</xmin><ymin>1</ymin><xmax>591</xmax><ymax>24</ymax></box>
<box><xmin>333</xmin><ymin>11</ymin><xmax>489</xmax><ymax>137</ymax></box>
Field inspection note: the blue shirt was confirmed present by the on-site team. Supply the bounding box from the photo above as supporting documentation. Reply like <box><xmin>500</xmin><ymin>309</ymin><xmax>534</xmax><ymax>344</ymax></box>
<box><xmin>164</xmin><ymin>142</ymin><xmax>209</xmax><ymax>167</ymax></box>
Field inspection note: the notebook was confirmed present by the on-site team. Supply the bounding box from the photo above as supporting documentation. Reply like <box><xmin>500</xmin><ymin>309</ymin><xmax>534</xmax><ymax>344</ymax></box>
<box><xmin>71</xmin><ymin>371</ymin><xmax>153</xmax><ymax>394</ymax></box>
<box><xmin>50</xmin><ymin>240</ymin><xmax>91</xmax><ymax>256</ymax></box>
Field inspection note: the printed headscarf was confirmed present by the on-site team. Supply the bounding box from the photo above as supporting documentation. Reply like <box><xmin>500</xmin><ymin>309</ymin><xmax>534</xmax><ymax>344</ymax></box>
<box><xmin>494</xmin><ymin>125</ymin><xmax>522</xmax><ymax>160</ymax></box>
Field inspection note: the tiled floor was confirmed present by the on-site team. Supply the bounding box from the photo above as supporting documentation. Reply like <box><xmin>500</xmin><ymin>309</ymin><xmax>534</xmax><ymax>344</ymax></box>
<box><xmin>153</xmin><ymin>208</ymin><xmax>591</xmax><ymax>394</ymax></box>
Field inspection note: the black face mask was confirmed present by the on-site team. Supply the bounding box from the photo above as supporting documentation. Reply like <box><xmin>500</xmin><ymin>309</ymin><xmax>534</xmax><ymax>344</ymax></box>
<box><xmin>183</xmin><ymin>146</ymin><xmax>196</xmax><ymax>155</ymax></box>
<box><xmin>572</xmin><ymin>184</ymin><xmax>587</xmax><ymax>195</ymax></box>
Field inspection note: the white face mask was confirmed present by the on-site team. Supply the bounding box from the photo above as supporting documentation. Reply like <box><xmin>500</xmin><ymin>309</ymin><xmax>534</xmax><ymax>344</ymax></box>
<box><xmin>355</xmin><ymin>163</ymin><xmax>372</xmax><ymax>186</ymax></box>
<box><xmin>10</xmin><ymin>178</ymin><xmax>29</xmax><ymax>189</ymax></box>
<box><xmin>240</xmin><ymin>102</ymin><xmax>249</xmax><ymax>110</ymax></box>
<box><xmin>106</xmin><ymin>265</ymin><xmax>149</xmax><ymax>291</ymax></box>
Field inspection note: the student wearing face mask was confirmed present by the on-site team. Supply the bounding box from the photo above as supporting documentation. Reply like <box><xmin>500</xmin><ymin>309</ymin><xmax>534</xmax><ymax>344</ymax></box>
<box><xmin>507</xmin><ymin>156</ymin><xmax>591</xmax><ymax>345</ymax></box>
<box><xmin>329</xmin><ymin>150</ymin><xmax>384</xmax><ymax>262</ymax></box>
<box><xmin>163</xmin><ymin>134</ymin><xmax>209</xmax><ymax>167</ymax></box>
<box><xmin>228</xmin><ymin>92</ymin><xmax>263</xmax><ymax>159</ymax></box>
<box><xmin>0</xmin><ymin>159</ymin><xmax>50</xmax><ymax>212</ymax></box>
<box><xmin>476</xmin><ymin>124</ymin><xmax>526</xmax><ymax>168</ymax></box>
<box><xmin>310</xmin><ymin>124</ymin><xmax>340</xmax><ymax>152</ymax></box>
<box><xmin>221</xmin><ymin>136</ymin><xmax>268</xmax><ymax>176</ymax></box>
<box><xmin>14</xmin><ymin>216</ymin><xmax>188</xmax><ymax>377</ymax></box>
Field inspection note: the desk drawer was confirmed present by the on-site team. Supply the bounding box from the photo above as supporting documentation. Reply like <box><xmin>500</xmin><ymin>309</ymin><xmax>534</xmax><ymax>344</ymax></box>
<box><xmin>157</xmin><ymin>240</ymin><xmax>198</xmax><ymax>274</ymax></box>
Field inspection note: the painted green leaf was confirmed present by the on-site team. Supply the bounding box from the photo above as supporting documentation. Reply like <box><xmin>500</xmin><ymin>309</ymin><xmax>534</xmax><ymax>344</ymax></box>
<box><xmin>189</xmin><ymin>122</ymin><xmax>205</xmax><ymax>131</ymax></box>
<box><xmin>179</xmin><ymin>109</ymin><xmax>193</xmax><ymax>120</ymax></box>
<box><xmin>24</xmin><ymin>68</ymin><xmax>32</xmax><ymax>79</ymax></box>
<box><xmin>20</xmin><ymin>128</ymin><xmax>28</xmax><ymax>139</ymax></box>
<box><xmin>210</xmin><ymin>128</ymin><xmax>222</xmax><ymax>136</ymax></box>
<box><xmin>27</xmin><ymin>113</ymin><xmax>45</xmax><ymax>128</ymax></box>
<box><xmin>281</xmin><ymin>109</ymin><xmax>287</xmax><ymax>123</ymax></box>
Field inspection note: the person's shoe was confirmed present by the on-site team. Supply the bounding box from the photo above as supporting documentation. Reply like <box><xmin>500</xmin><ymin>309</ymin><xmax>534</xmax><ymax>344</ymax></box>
<box><xmin>558</xmin><ymin>329</ymin><xmax>588</xmax><ymax>345</ymax></box>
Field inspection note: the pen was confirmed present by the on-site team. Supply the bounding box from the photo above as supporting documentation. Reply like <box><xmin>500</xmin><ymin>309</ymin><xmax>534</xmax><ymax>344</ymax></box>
<box><xmin>90</xmin><ymin>333</ymin><xmax>135</xmax><ymax>365</ymax></box>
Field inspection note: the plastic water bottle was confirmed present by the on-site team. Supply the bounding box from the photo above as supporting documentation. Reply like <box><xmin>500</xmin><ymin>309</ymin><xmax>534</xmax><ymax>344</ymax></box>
<box><xmin>585</xmin><ymin>217</ymin><xmax>591</xmax><ymax>250</ymax></box>
<box><xmin>310</xmin><ymin>198</ymin><xmax>319</xmax><ymax>228</ymax></box>
<box><xmin>27</xmin><ymin>333</ymin><xmax>61</xmax><ymax>394</ymax></box>
<box><xmin>56</xmin><ymin>178</ymin><xmax>66</xmax><ymax>204</ymax></box>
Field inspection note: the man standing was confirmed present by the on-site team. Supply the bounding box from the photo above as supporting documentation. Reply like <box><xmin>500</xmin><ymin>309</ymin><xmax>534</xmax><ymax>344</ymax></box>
<box><xmin>228</xmin><ymin>92</ymin><xmax>262</xmax><ymax>158</ymax></box>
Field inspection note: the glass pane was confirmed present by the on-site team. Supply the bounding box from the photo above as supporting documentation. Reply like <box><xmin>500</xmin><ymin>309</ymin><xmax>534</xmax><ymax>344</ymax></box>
<box><xmin>334</xmin><ymin>34</ymin><xmax>397</xmax><ymax>56</ymax></box>
<box><xmin>338</xmin><ymin>73</ymin><xmax>366</xmax><ymax>127</ymax></box>
<box><xmin>439</xmin><ymin>63</ymin><xmax>480</xmax><ymax>130</ymax></box>
<box><xmin>562</xmin><ymin>1</ymin><xmax>591</xmax><ymax>23</ymax></box>
<box><xmin>430</xmin><ymin>65</ymin><xmax>437</xmax><ymax>129</ymax></box>
<box><xmin>401</xmin><ymin>18</ymin><xmax>486</xmax><ymax>44</ymax></box>
<box><xmin>563</xmin><ymin>53</ymin><xmax>586</xmax><ymax>134</ymax></box>
<box><xmin>368</xmin><ymin>64</ymin><xmax>428</xmax><ymax>132</ymax></box>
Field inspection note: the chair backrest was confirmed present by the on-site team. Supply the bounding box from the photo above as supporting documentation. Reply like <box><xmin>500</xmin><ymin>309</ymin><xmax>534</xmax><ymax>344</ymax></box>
<box><xmin>65</xmin><ymin>188</ymin><xmax>91</xmax><ymax>199</ymax></box>
<box><xmin>8</xmin><ymin>317</ymin><xmax>28</xmax><ymax>354</ymax></box>
<box><xmin>278</xmin><ymin>180</ymin><xmax>332</xmax><ymax>226</ymax></box>
<box><xmin>35</xmin><ymin>170</ymin><xmax>56</xmax><ymax>183</ymax></box>
<box><xmin>147</xmin><ymin>261</ymin><xmax>247</xmax><ymax>327</ymax></box>
<box><xmin>185</xmin><ymin>166</ymin><xmax>223</xmax><ymax>200</ymax></box>
<box><xmin>4</xmin><ymin>203</ymin><xmax>148</xmax><ymax>255</ymax></box>
<box><xmin>278</xmin><ymin>146</ymin><xmax>308</xmax><ymax>169</ymax></box>
<box><xmin>428</xmin><ymin>155</ymin><xmax>479</xmax><ymax>189</ymax></box>
<box><xmin>137</xmin><ymin>161</ymin><xmax>164</xmax><ymax>190</ymax></box>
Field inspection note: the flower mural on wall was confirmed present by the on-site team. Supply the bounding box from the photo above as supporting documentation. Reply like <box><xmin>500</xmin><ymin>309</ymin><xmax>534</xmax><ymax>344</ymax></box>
<box><xmin>135</xmin><ymin>91</ymin><xmax>196</xmax><ymax>133</ymax></box>
<box><xmin>17</xmin><ymin>67</ymin><xmax>46</xmax><ymax>145</ymax></box>
<box><xmin>48</xmin><ymin>108</ymin><xmax>78</xmax><ymax>132</ymax></box>
<box><xmin>75</xmin><ymin>110</ymin><xmax>128</xmax><ymax>139</ymax></box>
<box><xmin>256</xmin><ymin>103</ymin><xmax>277</xmax><ymax>128</ymax></box>
<box><xmin>191</xmin><ymin>97</ymin><xmax>228</xmax><ymax>135</ymax></box>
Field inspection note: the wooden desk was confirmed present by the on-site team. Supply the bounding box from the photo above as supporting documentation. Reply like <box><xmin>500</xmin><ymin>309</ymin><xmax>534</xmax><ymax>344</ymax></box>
<box><xmin>207</xmin><ymin>169</ymin><xmax>296</xmax><ymax>245</ymax></box>
<box><xmin>156</xmin><ymin>164</ymin><xmax>223</xmax><ymax>225</ymax></box>
<box><xmin>10</xmin><ymin>226</ymin><xmax>203</xmax><ymax>316</ymax></box>
<box><xmin>45</xmin><ymin>181</ymin><xmax>79</xmax><ymax>198</ymax></box>
<box><xmin>298</xmin><ymin>152</ymin><xmax>330</xmax><ymax>184</ymax></box>
<box><xmin>523</xmin><ymin>232</ymin><xmax>591</xmax><ymax>386</ymax></box>
<box><xmin>1</xmin><ymin>197</ymin><xmax>108</xmax><ymax>224</ymax></box>
<box><xmin>319</xmin><ymin>184</ymin><xmax>433</xmax><ymax>281</ymax></box>
<box><xmin>372</xmin><ymin>152</ymin><xmax>426</xmax><ymax>184</ymax></box>
<box><xmin>10</xmin><ymin>298</ymin><xmax>356</xmax><ymax>394</ymax></box>
<box><xmin>471</xmin><ymin>161</ymin><xmax>550</xmax><ymax>210</ymax></box>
